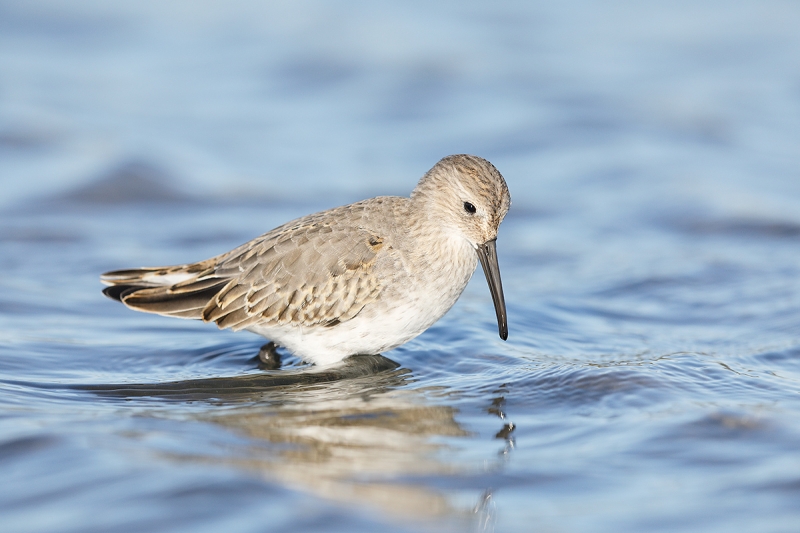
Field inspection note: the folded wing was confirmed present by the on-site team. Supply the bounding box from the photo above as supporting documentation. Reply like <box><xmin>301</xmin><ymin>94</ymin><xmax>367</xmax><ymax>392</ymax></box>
<box><xmin>101</xmin><ymin>204</ymin><xmax>386</xmax><ymax>331</ymax></box>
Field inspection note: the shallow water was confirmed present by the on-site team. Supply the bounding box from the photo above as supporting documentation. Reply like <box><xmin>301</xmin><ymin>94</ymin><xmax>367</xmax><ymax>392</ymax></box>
<box><xmin>2</xmin><ymin>1</ymin><xmax>800</xmax><ymax>532</ymax></box>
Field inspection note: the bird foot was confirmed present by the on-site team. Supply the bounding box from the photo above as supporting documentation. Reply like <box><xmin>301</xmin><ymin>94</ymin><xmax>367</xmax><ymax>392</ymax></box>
<box><xmin>257</xmin><ymin>342</ymin><xmax>282</xmax><ymax>370</ymax></box>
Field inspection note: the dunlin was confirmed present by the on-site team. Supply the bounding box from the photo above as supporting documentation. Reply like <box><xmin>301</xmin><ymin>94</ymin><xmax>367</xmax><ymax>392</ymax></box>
<box><xmin>101</xmin><ymin>154</ymin><xmax>511</xmax><ymax>366</ymax></box>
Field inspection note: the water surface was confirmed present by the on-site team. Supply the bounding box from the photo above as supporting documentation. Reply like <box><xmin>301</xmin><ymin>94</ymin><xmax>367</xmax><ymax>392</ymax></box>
<box><xmin>1</xmin><ymin>2</ymin><xmax>800</xmax><ymax>532</ymax></box>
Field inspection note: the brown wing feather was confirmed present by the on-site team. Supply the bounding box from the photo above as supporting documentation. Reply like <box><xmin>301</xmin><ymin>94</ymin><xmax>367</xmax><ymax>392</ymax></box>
<box><xmin>202</xmin><ymin>204</ymin><xmax>384</xmax><ymax>331</ymax></box>
<box><xmin>101</xmin><ymin>200</ymin><xmax>389</xmax><ymax>330</ymax></box>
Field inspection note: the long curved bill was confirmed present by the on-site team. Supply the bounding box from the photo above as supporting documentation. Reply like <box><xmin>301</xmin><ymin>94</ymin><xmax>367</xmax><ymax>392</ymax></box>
<box><xmin>476</xmin><ymin>239</ymin><xmax>508</xmax><ymax>340</ymax></box>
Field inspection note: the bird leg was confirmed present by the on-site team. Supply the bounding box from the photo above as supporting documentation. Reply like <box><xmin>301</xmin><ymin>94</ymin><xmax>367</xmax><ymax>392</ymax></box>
<box><xmin>257</xmin><ymin>341</ymin><xmax>282</xmax><ymax>370</ymax></box>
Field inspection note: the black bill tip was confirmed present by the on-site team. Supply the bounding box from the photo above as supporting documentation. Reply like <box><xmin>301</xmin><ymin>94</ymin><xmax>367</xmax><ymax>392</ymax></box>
<box><xmin>476</xmin><ymin>239</ymin><xmax>508</xmax><ymax>341</ymax></box>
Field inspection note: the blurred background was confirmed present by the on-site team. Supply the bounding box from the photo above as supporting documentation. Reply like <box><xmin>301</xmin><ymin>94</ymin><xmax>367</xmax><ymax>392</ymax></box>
<box><xmin>3</xmin><ymin>0</ymin><xmax>798</xmax><ymax>212</ymax></box>
<box><xmin>1</xmin><ymin>1</ymin><xmax>800</xmax><ymax>532</ymax></box>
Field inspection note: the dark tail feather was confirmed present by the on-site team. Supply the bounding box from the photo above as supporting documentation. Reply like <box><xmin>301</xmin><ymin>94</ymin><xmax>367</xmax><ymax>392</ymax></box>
<box><xmin>101</xmin><ymin>258</ymin><xmax>226</xmax><ymax>321</ymax></box>
<box><xmin>102</xmin><ymin>285</ymin><xmax>139</xmax><ymax>302</ymax></box>
<box><xmin>104</xmin><ymin>278</ymin><xmax>231</xmax><ymax>321</ymax></box>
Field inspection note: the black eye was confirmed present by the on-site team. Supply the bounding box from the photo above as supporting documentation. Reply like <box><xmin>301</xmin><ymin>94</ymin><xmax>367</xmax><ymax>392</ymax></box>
<box><xmin>463</xmin><ymin>202</ymin><xmax>477</xmax><ymax>214</ymax></box>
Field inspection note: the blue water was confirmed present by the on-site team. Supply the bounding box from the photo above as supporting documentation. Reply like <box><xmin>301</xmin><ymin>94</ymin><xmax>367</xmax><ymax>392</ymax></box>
<box><xmin>2</xmin><ymin>2</ymin><xmax>800</xmax><ymax>532</ymax></box>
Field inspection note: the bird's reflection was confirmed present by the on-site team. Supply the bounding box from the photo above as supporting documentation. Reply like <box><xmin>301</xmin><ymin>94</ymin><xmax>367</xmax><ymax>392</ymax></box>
<box><xmin>80</xmin><ymin>354</ymin><xmax>496</xmax><ymax>528</ymax></box>
<box><xmin>205</xmin><ymin>383</ymin><xmax>470</xmax><ymax>521</ymax></box>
